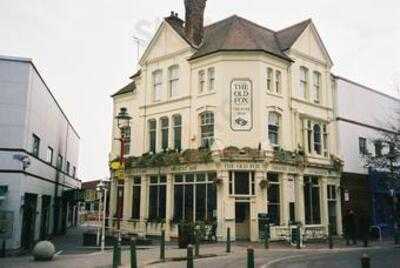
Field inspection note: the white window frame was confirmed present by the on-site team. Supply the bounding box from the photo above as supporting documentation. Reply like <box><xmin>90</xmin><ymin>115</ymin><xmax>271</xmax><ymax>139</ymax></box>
<box><xmin>160</xmin><ymin>117</ymin><xmax>169</xmax><ymax>151</ymax></box>
<box><xmin>267</xmin><ymin>67</ymin><xmax>273</xmax><ymax>91</ymax></box>
<box><xmin>199</xmin><ymin>70</ymin><xmax>205</xmax><ymax>93</ymax></box>
<box><xmin>268</xmin><ymin>112</ymin><xmax>280</xmax><ymax>146</ymax></box>
<box><xmin>299</xmin><ymin>66</ymin><xmax>308</xmax><ymax>99</ymax></box>
<box><xmin>275</xmin><ymin>70</ymin><xmax>281</xmax><ymax>94</ymax></box>
<box><xmin>313</xmin><ymin>71</ymin><xmax>321</xmax><ymax>104</ymax></box>
<box><xmin>152</xmin><ymin>70</ymin><xmax>162</xmax><ymax>102</ymax></box>
<box><xmin>168</xmin><ymin>65</ymin><xmax>179</xmax><ymax>98</ymax></box>
<box><xmin>200</xmin><ymin>111</ymin><xmax>214</xmax><ymax>147</ymax></box>
<box><xmin>207</xmin><ymin>67</ymin><xmax>215</xmax><ymax>91</ymax></box>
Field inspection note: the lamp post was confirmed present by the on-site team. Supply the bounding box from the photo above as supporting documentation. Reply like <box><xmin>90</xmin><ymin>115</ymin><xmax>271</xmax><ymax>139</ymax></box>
<box><xmin>97</xmin><ymin>180</ymin><xmax>108</xmax><ymax>251</ymax></box>
<box><xmin>390</xmin><ymin>189</ymin><xmax>399</xmax><ymax>244</ymax></box>
<box><xmin>114</xmin><ymin>108</ymin><xmax>132</xmax><ymax>246</ymax></box>
<box><xmin>96</xmin><ymin>184</ymin><xmax>102</xmax><ymax>246</ymax></box>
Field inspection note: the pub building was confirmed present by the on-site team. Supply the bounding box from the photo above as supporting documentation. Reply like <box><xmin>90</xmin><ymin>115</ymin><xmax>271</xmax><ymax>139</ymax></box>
<box><xmin>109</xmin><ymin>0</ymin><xmax>343</xmax><ymax>242</ymax></box>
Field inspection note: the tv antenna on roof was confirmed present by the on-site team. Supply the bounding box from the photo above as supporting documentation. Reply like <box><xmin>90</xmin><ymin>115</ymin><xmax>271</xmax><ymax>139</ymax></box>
<box><xmin>132</xmin><ymin>35</ymin><xmax>146</xmax><ymax>62</ymax></box>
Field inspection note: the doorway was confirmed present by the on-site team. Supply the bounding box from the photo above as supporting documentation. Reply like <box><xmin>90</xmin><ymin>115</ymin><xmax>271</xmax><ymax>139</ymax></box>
<box><xmin>235</xmin><ymin>202</ymin><xmax>250</xmax><ymax>240</ymax></box>
<box><xmin>21</xmin><ymin>193</ymin><xmax>38</xmax><ymax>249</ymax></box>
<box><xmin>40</xmin><ymin>195</ymin><xmax>51</xmax><ymax>240</ymax></box>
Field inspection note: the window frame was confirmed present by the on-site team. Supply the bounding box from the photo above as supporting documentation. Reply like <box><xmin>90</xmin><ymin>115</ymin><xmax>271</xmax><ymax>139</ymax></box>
<box><xmin>313</xmin><ymin>71</ymin><xmax>321</xmax><ymax>104</ymax></box>
<box><xmin>228</xmin><ymin>171</ymin><xmax>255</xmax><ymax>196</ymax></box>
<box><xmin>131</xmin><ymin>176</ymin><xmax>141</xmax><ymax>220</ymax></box>
<box><xmin>172</xmin><ymin>114</ymin><xmax>182</xmax><ymax>151</ymax></box>
<box><xmin>359</xmin><ymin>137</ymin><xmax>368</xmax><ymax>155</ymax></box>
<box><xmin>160</xmin><ymin>117</ymin><xmax>169</xmax><ymax>151</ymax></box>
<box><xmin>299</xmin><ymin>66</ymin><xmax>308</xmax><ymax>99</ymax></box>
<box><xmin>198</xmin><ymin>70</ymin><xmax>205</xmax><ymax>93</ymax></box>
<box><xmin>46</xmin><ymin>146</ymin><xmax>54</xmax><ymax>164</ymax></box>
<box><xmin>275</xmin><ymin>70</ymin><xmax>281</xmax><ymax>94</ymax></box>
<box><xmin>32</xmin><ymin>134</ymin><xmax>40</xmax><ymax>157</ymax></box>
<box><xmin>207</xmin><ymin>67</ymin><xmax>215</xmax><ymax>91</ymax></box>
<box><xmin>148</xmin><ymin>119</ymin><xmax>157</xmax><ymax>153</ymax></box>
<box><xmin>148</xmin><ymin>175</ymin><xmax>167</xmax><ymax>220</ymax></box>
<box><xmin>304</xmin><ymin>176</ymin><xmax>321</xmax><ymax>225</ymax></box>
<box><xmin>267</xmin><ymin>67</ymin><xmax>273</xmax><ymax>92</ymax></box>
<box><xmin>152</xmin><ymin>70</ymin><xmax>162</xmax><ymax>102</ymax></box>
<box><xmin>200</xmin><ymin>111</ymin><xmax>214</xmax><ymax>147</ymax></box>
<box><xmin>168</xmin><ymin>65</ymin><xmax>179</xmax><ymax>98</ymax></box>
<box><xmin>121</xmin><ymin>126</ymin><xmax>131</xmax><ymax>155</ymax></box>
<box><xmin>267</xmin><ymin>172</ymin><xmax>281</xmax><ymax>226</ymax></box>
<box><xmin>268</xmin><ymin>112</ymin><xmax>280</xmax><ymax>146</ymax></box>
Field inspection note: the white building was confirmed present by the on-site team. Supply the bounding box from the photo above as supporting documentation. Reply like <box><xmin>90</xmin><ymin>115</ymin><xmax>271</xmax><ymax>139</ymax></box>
<box><xmin>0</xmin><ymin>55</ymin><xmax>81</xmax><ymax>251</ymax></box>
<box><xmin>334</xmin><ymin>75</ymin><xmax>400</xmax><ymax>231</ymax></box>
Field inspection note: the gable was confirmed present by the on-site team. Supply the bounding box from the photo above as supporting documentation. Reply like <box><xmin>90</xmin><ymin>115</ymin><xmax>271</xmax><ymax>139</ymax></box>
<box><xmin>140</xmin><ymin>22</ymin><xmax>191</xmax><ymax>65</ymax></box>
<box><xmin>291</xmin><ymin>24</ymin><xmax>333</xmax><ymax>66</ymax></box>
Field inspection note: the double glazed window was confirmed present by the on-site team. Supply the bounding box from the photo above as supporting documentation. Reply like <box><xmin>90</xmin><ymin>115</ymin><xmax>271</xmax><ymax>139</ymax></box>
<box><xmin>267</xmin><ymin>173</ymin><xmax>280</xmax><ymax>225</ymax></box>
<box><xmin>32</xmin><ymin>134</ymin><xmax>40</xmax><ymax>157</ymax></box>
<box><xmin>160</xmin><ymin>117</ymin><xmax>169</xmax><ymax>151</ymax></box>
<box><xmin>173</xmin><ymin>114</ymin><xmax>182</xmax><ymax>151</ymax></box>
<box><xmin>200</xmin><ymin>112</ymin><xmax>214</xmax><ymax>147</ymax></box>
<box><xmin>131</xmin><ymin>176</ymin><xmax>141</xmax><ymax>219</ymax></box>
<box><xmin>299</xmin><ymin>66</ymin><xmax>308</xmax><ymax>99</ymax></box>
<box><xmin>268</xmin><ymin>112</ymin><xmax>280</xmax><ymax>146</ymax></box>
<box><xmin>148</xmin><ymin>119</ymin><xmax>157</xmax><ymax>153</ymax></box>
<box><xmin>148</xmin><ymin>175</ymin><xmax>166</xmax><ymax>220</ymax></box>
<box><xmin>173</xmin><ymin>173</ymin><xmax>217</xmax><ymax>222</ymax></box>
<box><xmin>168</xmin><ymin>65</ymin><xmax>179</xmax><ymax>97</ymax></box>
<box><xmin>304</xmin><ymin>176</ymin><xmax>321</xmax><ymax>225</ymax></box>
<box><xmin>153</xmin><ymin>70</ymin><xmax>162</xmax><ymax>101</ymax></box>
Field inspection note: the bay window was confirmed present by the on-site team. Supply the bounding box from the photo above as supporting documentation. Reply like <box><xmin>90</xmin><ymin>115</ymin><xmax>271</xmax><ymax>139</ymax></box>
<box><xmin>304</xmin><ymin>119</ymin><xmax>329</xmax><ymax>157</ymax></box>
<box><xmin>148</xmin><ymin>175</ymin><xmax>166</xmax><ymax>220</ymax></box>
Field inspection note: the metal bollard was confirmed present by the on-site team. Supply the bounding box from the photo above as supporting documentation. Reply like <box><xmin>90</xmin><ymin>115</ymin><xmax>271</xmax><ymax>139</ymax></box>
<box><xmin>226</xmin><ymin>227</ymin><xmax>231</xmax><ymax>253</ymax></box>
<box><xmin>361</xmin><ymin>253</ymin><xmax>370</xmax><ymax>268</ymax></box>
<box><xmin>112</xmin><ymin>240</ymin><xmax>119</xmax><ymax>268</ymax></box>
<box><xmin>160</xmin><ymin>230</ymin><xmax>165</xmax><ymax>260</ymax></box>
<box><xmin>0</xmin><ymin>240</ymin><xmax>5</xmax><ymax>258</ymax></box>
<box><xmin>130</xmin><ymin>238</ymin><xmax>137</xmax><ymax>268</ymax></box>
<box><xmin>247</xmin><ymin>248</ymin><xmax>255</xmax><ymax>268</ymax></box>
<box><xmin>328</xmin><ymin>224</ymin><xmax>334</xmax><ymax>249</ymax></box>
<box><xmin>363</xmin><ymin>236</ymin><xmax>368</xmax><ymax>248</ymax></box>
<box><xmin>187</xmin><ymin>244</ymin><xmax>194</xmax><ymax>268</ymax></box>
<box><xmin>264</xmin><ymin>224</ymin><xmax>269</xmax><ymax>249</ymax></box>
<box><xmin>297</xmin><ymin>224</ymin><xmax>301</xmax><ymax>249</ymax></box>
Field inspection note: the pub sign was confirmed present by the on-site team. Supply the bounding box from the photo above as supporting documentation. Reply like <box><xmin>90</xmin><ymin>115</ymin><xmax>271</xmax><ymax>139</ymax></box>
<box><xmin>230</xmin><ymin>79</ymin><xmax>253</xmax><ymax>131</ymax></box>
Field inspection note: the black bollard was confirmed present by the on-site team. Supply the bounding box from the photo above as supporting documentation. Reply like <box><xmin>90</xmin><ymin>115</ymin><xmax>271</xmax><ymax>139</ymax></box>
<box><xmin>264</xmin><ymin>224</ymin><xmax>269</xmax><ymax>249</ymax></box>
<box><xmin>363</xmin><ymin>235</ymin><xmax>368</xmax><ymax>248</ymax></box>
<box><xmin>187</xmin><ymin>244</ymin><xmax>194</xmax><ymax>268</ymax></box>
<box><xmin>112</xmin><ymin>240</ymin><xmax>118</xmax><ymax>268</ymax></box>
<box><xmin>130</xmin><ymin>238</ymin><xmax>137</xmax><ymax>268</ymax></box>
<box><xmin>361</xmin><ymin>253</ymin><xmax>370</xmax><ymax>268</ymax></box>
<box><xmin>328</xmin><ymin>224</ymin><xmax>333</xmax><ymax>249</ymax></box>
<box><xmin>226</xmin><ymin>227</ymin><xmax>231</xmax><ymax>253</ymax></box>
<box><xmin>247</xmin><ymin>248</ymin><xmax>254</xmax><ymax>268</ymax></box>
<box><xmin>0</xmin><ymin>240</ymin><xmax>5</xmax><ymax>258</ymax></box>
<box><xmin>160</xmin><ymin>230</ymin><xmax>165</xmax><ymax>260</ymax></box>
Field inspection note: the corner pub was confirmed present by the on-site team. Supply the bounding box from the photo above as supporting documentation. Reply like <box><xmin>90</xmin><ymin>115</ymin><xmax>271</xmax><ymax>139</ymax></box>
<box><xmin>109</xmin><ymin>0</ymin><xmax>343</xmax><ymax>242</ymax></box>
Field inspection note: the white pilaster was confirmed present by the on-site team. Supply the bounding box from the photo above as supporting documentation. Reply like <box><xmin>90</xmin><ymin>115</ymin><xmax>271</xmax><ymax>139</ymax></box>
<box><xmin>294</xmin><ymin>174</ymin><xmax>305</xmax><ymax>225</ymax></box>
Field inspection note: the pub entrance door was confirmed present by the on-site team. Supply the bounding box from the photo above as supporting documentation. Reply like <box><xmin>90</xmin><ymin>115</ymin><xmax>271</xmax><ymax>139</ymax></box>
<box><xmin>21</xmin><ymin>193</ymin><xmax>38</xmax><ymax>249</ymax></box>
<box><xmin>235</xmin><ymin>201</ymin><xmax>250</xmax><ymax>240</ymax></box>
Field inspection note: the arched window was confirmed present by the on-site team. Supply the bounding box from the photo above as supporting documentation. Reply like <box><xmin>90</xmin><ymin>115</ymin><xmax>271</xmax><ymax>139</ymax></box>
<box><xmin>313</xmin><ymin>124</ymin><xmax>321</xmax><ymax>155</ymax></box>
<box><xmin>160</xmin><ymin>117</ymin><xmax>169</xmax><ymax>151</ymax></box>
<box><xmin>148</xmin><ymin>119</ymin><xmax>157</xmax><ymax>153</ymax></box>
<box><xmin>200</xmin><ymin>112</ymin><xmax>214</xmax><ymax>147</ymax></box>
<box><xmin>268</xmin><ymin>112</ymin><xmax>280</xmax><ymax>146</ymax></box>
<box><xmin>172</xmin><ymin>114</ymin><xmax>182</xmax><ymax>151</ymax></box>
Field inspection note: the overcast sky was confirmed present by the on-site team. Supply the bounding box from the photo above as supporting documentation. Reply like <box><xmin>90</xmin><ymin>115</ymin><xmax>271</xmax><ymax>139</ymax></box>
<box><xmin>0</xmin><ymin>0</ymin><xmax>399</xmax><ymax>181</ymax></box>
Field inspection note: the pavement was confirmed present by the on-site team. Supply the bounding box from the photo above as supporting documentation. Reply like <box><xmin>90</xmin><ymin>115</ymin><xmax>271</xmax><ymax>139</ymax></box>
<box><xmin>1</xmin><ymin>225</ymin><xmax>399</xmax><ymax>268</ymax></box>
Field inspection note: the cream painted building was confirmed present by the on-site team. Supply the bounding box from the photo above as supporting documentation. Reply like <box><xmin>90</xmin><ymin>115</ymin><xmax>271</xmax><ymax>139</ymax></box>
<box><xmin>109</xmin><ymin>2</ymin><xmax>342</xmax><ymax>242</ymax></box>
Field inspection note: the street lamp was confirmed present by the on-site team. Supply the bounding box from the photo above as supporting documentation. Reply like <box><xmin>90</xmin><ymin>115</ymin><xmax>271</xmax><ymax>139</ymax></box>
<box><xmin>114</xmin><ymin>108</ymin><xmax>132</xmax><ymax>247</ymax></box>
<box><xmin>389</xmin><ymin>189</ymin><xmax>399</xmax><ymax>244</ymax></box>
<box><xmin>97</xmin><ymin>180</ymin><xmax>108</xmax><ymax>251</ymax></box>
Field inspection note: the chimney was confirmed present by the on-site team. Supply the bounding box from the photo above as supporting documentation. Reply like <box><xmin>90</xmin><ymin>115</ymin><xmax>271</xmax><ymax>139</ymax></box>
<box><xmin>184</xmin><ymin>0</ymin><xmax>207</xmax><ymax>46</ymax></box>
